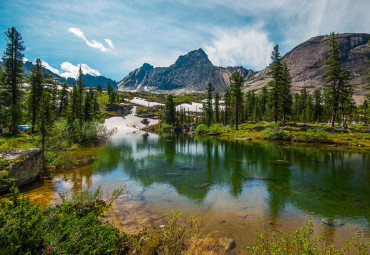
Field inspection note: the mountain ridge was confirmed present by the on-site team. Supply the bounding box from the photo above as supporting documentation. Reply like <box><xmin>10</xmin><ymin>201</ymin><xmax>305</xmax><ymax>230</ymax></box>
<box><xmin>117</xmin><ymin>48</ymin><xmax>255</xmax><ymax>93</ymax></box>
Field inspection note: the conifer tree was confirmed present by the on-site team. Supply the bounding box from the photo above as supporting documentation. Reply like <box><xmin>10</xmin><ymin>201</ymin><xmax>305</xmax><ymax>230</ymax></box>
<box><xmin>214</xmin><ymin>91</ymin><xmax>220</xmax><ymax>123</ymax></box>
<box><xmin>1</xmin><ymin>27</ymin><xmax>25</xmax><ymax>134</ymax></box>
<box><xmin>29</xmin><ymin>59</ymin><xmax>44</xmax><ymax>133</ymax></box>
<box><xmin>313</xmin><ymin>89</ymin><xmax>323</xmax><ymax>123</ymax></box>
<box><xmin>230</xmin><ymin>71</ymin><xmax>244</xmax><ymax>130</ymax></box>
<box><xmin>267</xmin><ymin>45</ymin><xmax>283</xmax><ymax>123</ymax></box>
<box><xmin>323</xmin><ymin>32</ymin><xmax>353</xmax><ymax>128</ymax></box>
<box><xmin>258</xmin><ymin>86</ymin><xmax>268</xmax><ymax>119</ymax></box>
<box><xmin>280</xmin><ymin>63</ymin><xmax>293</xmax><ymax>124</ymax></box>
<box><xmin>164</xmin><ymin>94</ymin><xmax>176</xmax><ymax>125</ymax></box>
<box><xmin>58</xmin><ymin>83</ymin><xmax>69</xmax><ymax>118</ymax></box>
<box><xmin>76</xmin><ymin>65</ymin><xmax>85</xmax><ymax>121</ymax></box>
<box><xmin>223</xmin><ymin>87</ymin><xmax>231</xmax><ymax>126</ymax></box>
<box><xmin>204</xmin><ymin>82</ymin><xmax>214</xmax><ymax>126</ymax></box>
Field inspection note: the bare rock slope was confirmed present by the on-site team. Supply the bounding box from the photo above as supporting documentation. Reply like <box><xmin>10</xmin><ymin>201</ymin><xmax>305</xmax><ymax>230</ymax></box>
<box><xmin>247</xmin><ymin>33</ymin><xmax>370</xmax><ymax>101</ymax></box>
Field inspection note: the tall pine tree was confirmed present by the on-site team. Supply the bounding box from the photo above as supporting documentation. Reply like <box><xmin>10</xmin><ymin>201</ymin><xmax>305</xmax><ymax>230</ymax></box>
<box><xmin>1</xmin><ymin>27</ymin><xmax>25</xmax><ymax>134</ymax></box>
<box><xmin>267</xmin><ymin>45</ymin><xmax>283</xmax><ymax>123</ymax></box>
<box><xmin>230</xmin><ymin>71</ymin><xmax>244</xmax><ymax>130</ymax></box>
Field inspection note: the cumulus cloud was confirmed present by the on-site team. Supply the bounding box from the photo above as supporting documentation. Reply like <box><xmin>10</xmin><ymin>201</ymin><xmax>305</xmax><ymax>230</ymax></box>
<box><xmin>204</xmin><ymin>26</ymin><xmax>274</xmax><ymax>71</ymax></box>
<box><xmin>68</xmin><ymin>27</ymin><xmax>114</xmax><ymax>52</ymax></box>
<box><xmin>41</xmin><ymin>60</ymin><xmax>60</xmax><ymax>75</ymax></box>
<box><xmin>59</xmin><ymin>62</ymin><xmax>101</xmax><ymax>79</ymax></box>
<box><xmin>22</xmin><ymin>57</ymin><xmax>29</xmax><ymax>63</ymax></box>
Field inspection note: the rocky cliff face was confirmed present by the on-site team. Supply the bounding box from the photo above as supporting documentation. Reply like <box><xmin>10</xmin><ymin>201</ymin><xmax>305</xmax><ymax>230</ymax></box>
<box><xmin>117</xmin><ymin>49</ymin><xmax>255</xmax><ymax>93</ymax></box>
<box><xmin>246</xmin><ymin>33</ymin><xmax>370</xmax><ymax>101</ymax></box>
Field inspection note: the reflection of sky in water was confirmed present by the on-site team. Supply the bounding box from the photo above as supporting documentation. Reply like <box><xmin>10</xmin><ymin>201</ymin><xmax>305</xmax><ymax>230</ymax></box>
<box><xmin>50</xmin><ymin>132</ymin><xmax>369</xmax><ymax>230</ymax></box>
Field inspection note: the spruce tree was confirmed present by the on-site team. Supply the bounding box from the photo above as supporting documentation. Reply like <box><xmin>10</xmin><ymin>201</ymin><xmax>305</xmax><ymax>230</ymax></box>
<box><xmin>223</xmin><ymin>87</ymin><xmax>231</xmax><ymax>126</ymax></box>
<box><xmin>164</xmin><ymin>94</ymin><xmax>176</xmax><ymax>125</ymax></box>
<box><xmin>323</xmin><ymin>32</ymin><xmax>353</xmax><ymax>128</ymax></box>
<box><xmin>76</xmin><ymin>65</ymin><xmax>85</xmax><ymax>121</ymax></box>
<box><xmin>280</xmin><ymin>63</ymin><xmax>292</xmax><ymax>125</ymax></box>
<box><xmin>204</xmin><ymin>82</ymin><xmax>214</xmax><ymax>126</ymax></box>
<box><xmin>259</xmin><ymin>86</ymin><xmax>268</xmax><ymax>119</ymax></box>
<box><xmin>313</xmin><ymin>89</ymin><xmax>323</xmax><ymax>123</ymax></box>
<box><xmin>230</xmin><ymin>71</ymin><xmax>244</xmax><ymax>130</ymax></box>
<box><xmin>29</xmin><ymin>59</ymin><xmax>43</xmax><ymax>133</ymax></box>
<box><xmin>1</xmin><ymin>27</ymin><xmax>25</xmax><ymax>134</ymax></box>
<box><xmin>267</xmin><ymin>45</ymin><xmax>283</xmax><ymax>123</ymax></box>
<box><xmin>58</xmin><ymin>83</ymin><xmax>69</xmax><ymax>118</ymax></box>
<box><xmin>214</xmin><ymin>92</ymin><xmax>220</xmax><ymax>123</ymax></box>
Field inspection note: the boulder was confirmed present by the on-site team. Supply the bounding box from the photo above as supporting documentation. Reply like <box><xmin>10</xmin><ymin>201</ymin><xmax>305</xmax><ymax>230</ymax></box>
<box><xmin>0</xmin><ymin>148</ymin><xmax>42</xmax><ymax>192</ymax></box>
<box><xmin>218</xmin><ymin>237</ymin><xmax>236</xmax><ymax>252</ymax></box>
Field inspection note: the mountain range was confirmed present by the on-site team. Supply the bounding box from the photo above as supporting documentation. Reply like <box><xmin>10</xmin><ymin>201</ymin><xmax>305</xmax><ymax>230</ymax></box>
<box><xmin>117</xmin><ymin>33</ymin><xmax>369</xmax><ymax>101</ymax></box>
<box><xmin>20</xmin><ymin>61</ymin><xmax>117</xmax><ymax>89</ymax></box>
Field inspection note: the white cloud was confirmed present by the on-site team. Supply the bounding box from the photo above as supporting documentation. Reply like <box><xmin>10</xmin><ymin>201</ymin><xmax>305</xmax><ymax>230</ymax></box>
<box><xmin>41</xmin><ymin>60</ymin><xmax>60</xmax><ymax>75</ymax></box>
<box><xmin>68</xmin><ymin>27</ymin><xmax>112</xmax><ymax>52</ymax></box>
<box><xmin>22</xmin><ymin>57</ymin><xmax>29</xmax><ymax>63</ymax></box>
<box><xmin>104</xmin><ymin>39</ymin><xmax>115</xmax><ymax>49</ymax></box>
<box><xmin>59</xmin><ymin>62</ymin><xmax>101</xmax><ymax>79</ymax></box>
<box><xmin>204</xmin><ymin>26</ymin><xmax>274</xmax><ymax>71</ymax></box>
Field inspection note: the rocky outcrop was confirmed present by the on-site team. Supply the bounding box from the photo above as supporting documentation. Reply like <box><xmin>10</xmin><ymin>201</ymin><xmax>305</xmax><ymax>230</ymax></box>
<box><xmin>117</xmin><ymin>48</ymin><xmax>255</xmax><ymax>93</ymax></box>
<box><xmin>246</xmin><ymin>33</ymin><xmax>370</xmax><ymax>102</ymax></box>
<box><xmin>0</xmin><ymin>148</ymin><xmax>42</xmax><ymax>192</ymax></box>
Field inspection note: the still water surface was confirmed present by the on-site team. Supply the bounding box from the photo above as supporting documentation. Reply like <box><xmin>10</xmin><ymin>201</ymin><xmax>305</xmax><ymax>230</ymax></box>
<box><xmin>25</xmin><ymin>132</ymin><xmax>370</xmax><ymax>252</ymax></box>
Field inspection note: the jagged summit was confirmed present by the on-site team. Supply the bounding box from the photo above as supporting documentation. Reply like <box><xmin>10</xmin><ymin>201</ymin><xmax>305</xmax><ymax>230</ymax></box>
<box><xmin>117</xmin><ymin>48</ymin><xmax>254</xmax><ymax>92</ymax></box>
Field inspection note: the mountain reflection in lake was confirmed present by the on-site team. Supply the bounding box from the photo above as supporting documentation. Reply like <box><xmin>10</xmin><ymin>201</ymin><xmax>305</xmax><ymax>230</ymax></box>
<box><xmin>25</xmin><ymin>132</ymin><xmax>370</xmax><ymax>252</ymax></box>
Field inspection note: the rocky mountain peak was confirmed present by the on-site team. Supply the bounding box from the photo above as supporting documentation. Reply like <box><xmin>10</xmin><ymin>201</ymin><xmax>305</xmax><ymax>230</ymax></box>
<box><xmin>174</xmin><ymin>48</ymin><xmax>212</xmax><ymax>67</ymax></box>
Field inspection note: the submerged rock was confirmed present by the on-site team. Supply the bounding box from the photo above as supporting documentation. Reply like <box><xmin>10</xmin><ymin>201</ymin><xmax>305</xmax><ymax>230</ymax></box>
<box><xmin>218</xmin><ymin>237</ymin><xmax>236</xmax><ymax>252</ymax></box>
<box><xmin>321</xmin><ymin>218</ymin><xmax>344</xmax><ymax>227</ymax></box>
<box><xmin>269</xmin><ymin>160</ymin><xmax>291</xmax><ymax>166</ymax></box>
<box><xmin>194</xmin><ymin>183</ymin><xmax>210</xmax><ymax>188</ymax></box>
<box><xmin>163</xmin><ymin>173</ymin><xmax>181</xmax><ymax>177</ymax></box>
<box><xmin>0</xmin><ymin>148</ymin><xmax>42</xmax><ymax>192</ymax></box>
<box><xmin>180</xmin><ymin>166</ymin><xmax>197</xmax><ymax>171</ymax></box>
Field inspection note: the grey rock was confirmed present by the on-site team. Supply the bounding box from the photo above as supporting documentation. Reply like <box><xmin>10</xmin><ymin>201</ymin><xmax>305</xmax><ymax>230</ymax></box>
<box><xmin>0</xmin><ymin>148</ymin><xmax>42</xmax><ymax>192</ymax></box>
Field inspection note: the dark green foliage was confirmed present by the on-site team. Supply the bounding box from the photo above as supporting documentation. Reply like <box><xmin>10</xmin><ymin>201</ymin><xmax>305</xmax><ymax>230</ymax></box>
<box><xmin>313</xmin><ymin>89</ymin><xmax>323</xmax><ymax>122</ymax></box>
<box><xmin>267</xmin><ymin>45</ymin><xmax>292</xmax><ymax>124</ymax></box>
<box><xmin>164</xmin><ymin>95</ymin><xmax>176</xmax><ymax>125</ymax></box>
<box><xmin>267</xmin><ymin>45</ymin><xmax>283</xmax><ymax>123</ymax></box>
<box><xmin>223</xmin><ymin>87</ymin><xmax>231</xmax><ymax>125</ymax></box>
<box><xmin>58</xmin><ymin>83</ymin><xmax>69</xmax><ymax>118</ymax></box>
<box><xmin>214</xmin><ymin>92</ymin><xmax>220</xmax><ymax>123</ymax></box>
<box><xmin>230</xmin><ymin>71</ymin><xmax>244</xmax><ymax>130</ymax></box>
<box><xmin>324</xmin><ymin>32</ymin><xmax>354</xmax><ymax>128</ymax></box>
<box><xmin>1</xmin><ymin>27</ymin><xmax>25</xmax><ymax>135</ymax></box>
<box><xmin>204</xmin><ymin>82</ymin><xmax>214</xmax><ymax>126</ymax></box>
<box><xmin>0</xmin><ymin>186</ymin><xmax>127</xmax><ymax>255</ymax></box>
<box><xmin>262</xmin><ymin>122</ymin><xmax>290</xmax><ymax>140</ymax></box>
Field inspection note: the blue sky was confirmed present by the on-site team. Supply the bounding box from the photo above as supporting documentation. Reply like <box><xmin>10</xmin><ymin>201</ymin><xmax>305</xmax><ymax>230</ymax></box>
<box><xmin>1</xmin><ymin>0</ymin><xmax>369</xmax><ymax>81</ymax></box>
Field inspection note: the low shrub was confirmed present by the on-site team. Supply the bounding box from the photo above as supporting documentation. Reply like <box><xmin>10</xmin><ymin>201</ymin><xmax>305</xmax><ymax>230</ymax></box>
<box><xmin>247</xmin><ymin>222</ymin><xmax>369</xmax><ymax>254</ymax></box>
<box><xmin>208</xmin><ymin>124</ymin><xmax>222</xmax><ymax>134</ymax></box>
<box><xmin>300</xmin><ymin>127</ymin><xmax>328</xmax><ymax>142</ymax></box>
<box><xmin>195</xmin><ymin>124</ymin><xmax>208</xmax><ymax>134</ymax></box>
<box><xmin>132</xmin><ymin>210</ymin><xmax>203</xmax><ymax>254</ymax></box>
<box><xmin>262</xmin><ymin>123</ymin><xmax>290</xmax><ymax>140</ymax></box>
<box><xmin>0</xmin><ymin>186</ymin><xmax>127</xmax><ymax>255</ymax></box>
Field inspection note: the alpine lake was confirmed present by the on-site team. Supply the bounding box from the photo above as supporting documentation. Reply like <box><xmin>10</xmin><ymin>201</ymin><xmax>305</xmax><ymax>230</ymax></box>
<box><xmin>23</xmin><ymin>131</ymin><xmax>370</xmax><ymax>253</ymax></box>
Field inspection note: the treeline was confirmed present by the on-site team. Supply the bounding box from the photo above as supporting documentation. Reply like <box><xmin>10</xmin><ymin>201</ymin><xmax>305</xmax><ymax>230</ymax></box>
<box><xmin>0</xmin><ymin>27</ymin><xmax>116</xmax><ymax>152</ymax></box>
<box><xmin>164</xmin><ymin>33</ymin><xmax>369</xmax><ymax>128</ymax></box>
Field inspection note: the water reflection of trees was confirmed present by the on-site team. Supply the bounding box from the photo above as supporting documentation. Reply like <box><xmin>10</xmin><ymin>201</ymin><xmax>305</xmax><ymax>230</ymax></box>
<box><xmin>88</xmin><ymin>134</ymin><xmax>369</xmax><ymax>224</ymax></box>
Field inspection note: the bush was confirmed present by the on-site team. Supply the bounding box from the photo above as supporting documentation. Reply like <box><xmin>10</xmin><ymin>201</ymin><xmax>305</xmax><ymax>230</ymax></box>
<box><xmin>50</xmin><ymin>119</ymin><xmax>116</xmax><ymax>146</ymax></box>
<box><xmin>208</xmin><ymin>124</ymin><xmax>221</xmax><ymax>134</ymax></box>
<box><xmin>132</xmin><ymin>210</ymin><xmax>203</xmax><ymax>254</ymax></box>
<box><xmin>247</xmin><ymin>222</ymin><xmax>369</xmax><ymax>254</ymax></box>
<box><xmin>262</xmin><ymin>123</ymin><xmax>290</xmax><ymax>140</ymax></box>
<box><xmin>0</xmin><ymin>186</ymin><xmax>127</xmax><ymax>255</ymax></box>
<box><xmin>195</xmin><ymin>124</ymin><xmax>208</xmax><ymax>134</ymax></box>
<box><xmin>301</xmin><ymin>127</ymin><xmax>328</xmax><ymax>142</ymax></box>
<box><xmin>161</xmin><ymin>123</ymin><xmax>173</xmax><ymax>133</ymax></box>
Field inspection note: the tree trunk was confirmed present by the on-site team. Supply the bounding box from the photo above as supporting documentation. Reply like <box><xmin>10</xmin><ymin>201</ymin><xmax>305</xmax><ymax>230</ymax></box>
<box><xmin>341</xmin><ymin>109</ymin><xmax>347</xmax><ymax>129</ymax></box>
<box><xmin>330</xmin><ymin>108</ymin><xmax>337</xmax><ymax>128</ymax></box>
<box><xmin>282</xmin><ymin>112</ymin><xmax>286</xmax><ymax>125</ymax></box>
